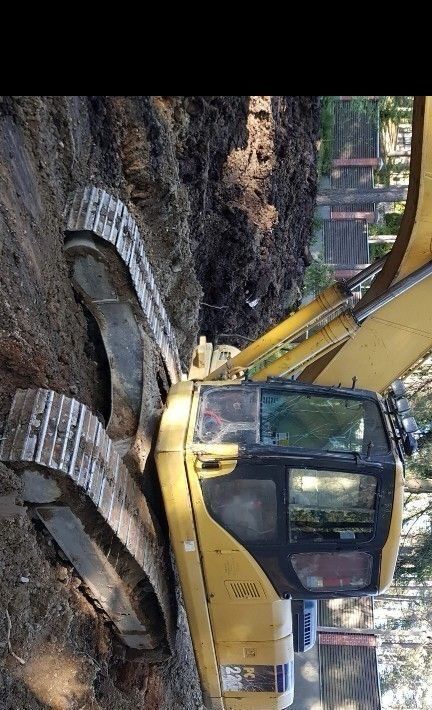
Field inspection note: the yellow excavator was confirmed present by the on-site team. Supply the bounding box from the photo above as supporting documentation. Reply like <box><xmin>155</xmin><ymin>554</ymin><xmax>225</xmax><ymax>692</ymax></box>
<box><xmin>1</xmin><ymin>97</ymin><xmax>431</xmax><ymax>710</ymax></box>
<box><xmin>155</xmin><ymin>95</ymin><xmax>432</xmax><ymax>709</ymax></box>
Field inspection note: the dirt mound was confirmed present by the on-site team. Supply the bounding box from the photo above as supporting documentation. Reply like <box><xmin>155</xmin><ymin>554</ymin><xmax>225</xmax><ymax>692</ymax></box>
<box><xmin>0</xmin><ymin>96</ymin><xmax>319</xmax><ymax>709</ymax></box>
<box><xmin>0</xmin><ymin>464</ymin><xmax>202</xmax><ymax>709</ymax></box>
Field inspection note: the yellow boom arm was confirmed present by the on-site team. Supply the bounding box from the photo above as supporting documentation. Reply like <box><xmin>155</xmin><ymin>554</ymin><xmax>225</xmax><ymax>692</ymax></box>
<box><xmin>207</xmin><ymin>97</ymin><xmax>432</xmax><ymax>394</ymax></box>
<box><xmin>301</xmin><ymin>95</ymin><xmax>432</xmax><ymax>392</ymax></box>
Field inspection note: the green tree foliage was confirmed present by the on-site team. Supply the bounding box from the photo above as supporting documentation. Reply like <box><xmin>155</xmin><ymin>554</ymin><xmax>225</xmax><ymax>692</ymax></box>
<box><xmin>350</xmin><ymin>95</ymin><xmax>413</xmax><ymax>126</ymax></box>
<box><xmin>302</xmin><ymin>257</ymin><xmax>335</xmax><ymax>298</ymax></box>
<box><xmin>380</xmin><ymin>644</ymin><xmax>432</xmax><ymax>709</ymax></box>
<box><xmin>384</xmin><ymin>211</ymin><xmax>404</xmax><ymax>233</ymax></box>
<box><xmin>396</xmin><ymin>531</ymin><xmax>432</xmax><ymax>583</ymax></box>
<box><xmin>369</xmin><ymin>211</ymin><xmax>403</xmax><ymax>237</ymax></box>
<box><xmin>388</xmin><ymin>360</ymin><xmax>432</xmax><ymax>584</ymax></box>
<box><xmin>405</xmin><ymin>361</ymin><xmax>432</xmax><ymax>426</ymax></box>
<box><xmin>379</xmin><ymin>95</ymin><xmax>414</xmax><ymax>128</ymax></box>
<box><xmin>317</xmin><ymin>96</ymin><xmax>335</xmax><ymax>177</ymax></box>
<box><xmin>318</xmin><ymin>95</ymin><xmax>414</xmax><ymax>196</ymax></box>
<box><xmin>405</xmin><ymin>359</ymin><xmax>432</xmax><ymax>478</ymax></box>
<box><xmin>369</xmin><ymin>242</ymin><xmax>392</xmax><ymax>261</ymax></box>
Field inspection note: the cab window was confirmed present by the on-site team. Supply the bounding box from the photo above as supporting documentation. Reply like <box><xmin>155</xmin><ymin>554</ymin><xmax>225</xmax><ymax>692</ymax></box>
<box><xmin>202</xmin><ymin>474</ymin><xmax>278</xmax><ymax>543</ymax></box>
<box><xmin>261</xmin><ymin>390</ymin><xmax>389</xmax><ymax>454</ymax></box>
<box><xmin>288</xmin><ymin>469</ymin><xmax>377</xmax><ymax>543</ymax></box>
<box><xmin>194</xmin><ymin>386</ymin><xmax>258</xmax><ymax>444</ymax></box>
<box><xmin>290</xmin><ymin>551</ymin><xmax>373</xmax><ymax>592</ymax></box>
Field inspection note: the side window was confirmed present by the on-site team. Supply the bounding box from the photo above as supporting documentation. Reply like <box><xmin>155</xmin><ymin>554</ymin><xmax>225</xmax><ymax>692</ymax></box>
<box><xmin>290</xmin><ymin>551</ymin><xmax>373</xmax><ymax>592</ymax></box>
<box><xmin>288</xmin><ymin>469</ymin><xmax>377</xmax><ymax>543</ymax></box>
<box><xmin>202</xmin><ymin>476</ymin><xmax>278</xmax><ymax>543</ymax></box>
<box><xmin>194</xmin><ymin>387</ymin><xmax>258</xmax><ymax>444</ymax></box>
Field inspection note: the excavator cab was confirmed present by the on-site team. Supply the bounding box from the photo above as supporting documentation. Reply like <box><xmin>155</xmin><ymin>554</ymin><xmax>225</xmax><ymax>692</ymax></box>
<box><xmin>156</xmin><ymin>377</ymin><xmax>405</xmax><ymax>709</ymax></box>
<box><xmin>192</xmin><ymin>379</ymin><xmax>403</xmax><ymax>598</ymax></box>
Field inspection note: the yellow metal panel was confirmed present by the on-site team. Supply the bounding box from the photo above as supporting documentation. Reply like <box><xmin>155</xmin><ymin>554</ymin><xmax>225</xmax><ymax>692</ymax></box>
<box><xmin>218</xmin><ymin>639</ymin><xmax>294</xmax><ymax>710</ymax></box>
<box><xmin>189</xmin><ymin>336</ymin><xmax>214</xmax><ymax>379</ymax></box>
<box><xmin>210</xmin><ymin>344</ymin><xmax>242</xmax><ymax>375</ymax></box>
<box><xmin>184</xmin><ymin>447</ymin><xmax>294</xmax><ymax>709</ymax></box>
<box><xmin>157</xmin><ymin>382</ymin><xmax>295</xmax><ymax>709</ymax></box>
<box><xmin>304</xmin><ymin>97</ymin><xmax>432</xmax><ymax>387</ymax></box>
<box><xmin>155</xmin><ymin>382</ymin><xmax>222</xmax><ymax>703</ymax></box>
<box><xmin>252</xmin><ymin>312</ymin><xmax>358</xmax><ymax>380</ymax></box>
<box><xmin>210</xmin><ymin>699</ymin><xmax>225</xmax><ymax>710</ymax></box>
<box><xmin>309</xmin><ymin>276</ymin><xmax>432</xmax><ymax>391</ymax></box>
<box><xmin>156</xmin><ymin>380</ymin><xmax>194</xmax><ymax>453</ymax></box>
<box><xmin>207</xmin><ymin>283</ymin><xmax>348</xmax><ymax>380</ymax></box>
<box><xmin>184</xmin><ymin>450</ymin><xmax>281</xmax><ymax>604</ymax></box>
<box><xmin>210</xmin><ymin>599</ymin><xmax>292</xmax><ymax>642</ymax></box>
<box><xmin>184</xmin><ymin>389</ymin><xmax>295</xmax><ymax>709</ymax></box>
<box><xmin>217</xmin><ymin>638</ymin><xmax>292</xmax><ymax>665</ymax></box>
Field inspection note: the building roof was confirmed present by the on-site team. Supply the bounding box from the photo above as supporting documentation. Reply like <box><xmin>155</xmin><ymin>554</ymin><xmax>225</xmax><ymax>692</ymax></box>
<box><xmin>324</xmin><ymin>219</ymin><xmax>370</xmax><ymax>267</ymax></box>
<box><xmin>332</xmin><ymin>100</ymin><xmax>379</xmax><ymax>160</ymax></box>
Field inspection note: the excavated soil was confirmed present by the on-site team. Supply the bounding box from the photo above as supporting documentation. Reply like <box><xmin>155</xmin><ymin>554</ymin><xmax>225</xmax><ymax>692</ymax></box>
<box><xmin>0</xmin><ymin>96</ymin><xmax>319</xmax><ymax>709</ymax></box>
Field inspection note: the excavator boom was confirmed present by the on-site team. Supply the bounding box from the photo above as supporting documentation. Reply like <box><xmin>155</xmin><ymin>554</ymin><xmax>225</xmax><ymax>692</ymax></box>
<box><xmin>301</xmin><ymin>95</ymin><xmax>432</xmax><ymax>391</ymax></box>
<box><xmin>207</xmin><ymin>97</ymin><xmax>432</xmax><ymax>395</ymax></box>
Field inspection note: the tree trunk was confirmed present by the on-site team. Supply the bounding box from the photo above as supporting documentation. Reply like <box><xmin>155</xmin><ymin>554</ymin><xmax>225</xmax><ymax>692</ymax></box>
<box><xmin>390</xmin><ymin>585</ymin><xmax>432</xmax><ymax>594</ymax></box>
<box><xmin>398</xmin><ymin>545</ymin><xmax>417</xmax><ymax>556</ymax></box>
<box><xmin>316</xmin><ymin>185</ymin><xmax>408</xmax><ymax>206</ymax></box>
<box><xmin>376</xmin><ymin>594</ymin><xmax>426</xmax><ymax>601</ymax></box>
<box><xmin>387</xmin><ymin>150</ymin><xmax>411</xmax><ymax>158</ymax></box>
<box><xmin>380</xmin><ymin>640</ymin><xmax>432</xmax><ymax>648</ymax></box>
<box><xmin>368</xmin><ymin>235</ymin><xmax>397</xmax><ymax>243</ymax></box>
<box><xmin>405</xmin><ymin>477</ymin><xmax>432</xmax><ymax>493</ymax></box>
<box><xmin>378</xmin><ymin>629</ymin><xmax>432</xmax><ymax>640</ymax></box>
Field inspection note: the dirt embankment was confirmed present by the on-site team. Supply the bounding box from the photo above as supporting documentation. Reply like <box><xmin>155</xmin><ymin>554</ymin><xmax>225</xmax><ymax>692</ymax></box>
<box><xmin>180</xmin><ymin>95</ymin><xmax>319</xmax><ymax>341</ymax></box>
<box><xmin>0</xmin><ymin>96</ymin><xmax>319</xmax><ymax>710</ymax></box>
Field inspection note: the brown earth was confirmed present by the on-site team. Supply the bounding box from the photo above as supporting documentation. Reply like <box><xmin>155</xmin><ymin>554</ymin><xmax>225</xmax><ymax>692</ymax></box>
<box><xmin>0</xmin><ymin>96</ymin><xmax>319</xmax><ymax>709</ymax></box>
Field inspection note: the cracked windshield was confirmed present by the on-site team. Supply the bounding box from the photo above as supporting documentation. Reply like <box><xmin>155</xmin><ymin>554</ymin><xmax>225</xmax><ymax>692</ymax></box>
<box><xmin>261</xmin><ymin>390</ymin><xmax>389</xmax><ymax>454</ymax></box>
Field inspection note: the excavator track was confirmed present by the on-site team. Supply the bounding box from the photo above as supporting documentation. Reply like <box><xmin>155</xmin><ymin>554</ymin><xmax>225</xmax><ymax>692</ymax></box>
<box><xmin>0</xmin><ymin>188</ymin><xmax>183</xmax><ymax>658</ymax></box>
<box><xmin>0</xmin><ymin>387</ymin><xmax>174</xmax><ymax>656</ymax></box>
<box><xmin>64</xmin><ymin>186</ymin><xmax>182</xmax><ymax>384</ymax></box>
